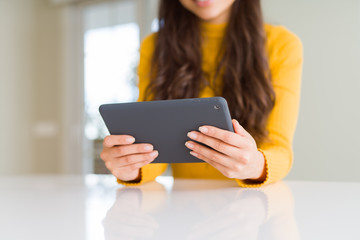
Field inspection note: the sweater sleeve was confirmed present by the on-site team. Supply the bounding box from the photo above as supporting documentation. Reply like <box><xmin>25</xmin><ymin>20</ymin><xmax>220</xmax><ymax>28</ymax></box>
<box><xmin>118</xmin><ymin>33</ymin><xmax>168</xmax><ymax>186</ymax></box>
<box><xmin>236</xmin><ymin>26</ymin><xmax>303</xmax><ymax>187</ymax></box>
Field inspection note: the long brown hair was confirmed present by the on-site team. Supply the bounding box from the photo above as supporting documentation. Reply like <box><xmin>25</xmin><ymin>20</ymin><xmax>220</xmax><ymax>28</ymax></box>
<box><xmin>144</xmin><ymin>0</ymin><xmax>275</xmax><ymax>144</ymax></box>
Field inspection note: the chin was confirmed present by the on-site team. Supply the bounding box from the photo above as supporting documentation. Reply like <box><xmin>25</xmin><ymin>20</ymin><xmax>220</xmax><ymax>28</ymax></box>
<box><xmin>180</xmin><ymin>0</ymin><xmax>233</xmax><ymax>23</ymax></box>
<box><xmin>195</xmin><ymin>10</ymin><xmax>222</xmax><ymax>22</ymax></box>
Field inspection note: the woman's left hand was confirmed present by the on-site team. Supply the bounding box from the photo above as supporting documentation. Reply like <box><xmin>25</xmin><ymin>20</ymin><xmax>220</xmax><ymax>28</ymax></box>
<box><xmin>185</xmin><ymin>119</ymin><xmax>266</xmax><ymax>181</ymax></box>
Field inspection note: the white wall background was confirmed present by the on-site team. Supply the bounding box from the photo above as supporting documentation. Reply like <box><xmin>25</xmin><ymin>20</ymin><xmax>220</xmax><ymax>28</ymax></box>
<box><xmin>0</xmin><ymin>1</ymin><xmax>34</xmax><ymax>174</ymax></box>
<box><xmin>0</xmin><ymin>0</ymin><xmax>64</xmax><ymax>174</ymax></box>
<box><xmin>262</xmin><ymin>0</ymin><xmax>360</xmax><ymax>181</ymax></box>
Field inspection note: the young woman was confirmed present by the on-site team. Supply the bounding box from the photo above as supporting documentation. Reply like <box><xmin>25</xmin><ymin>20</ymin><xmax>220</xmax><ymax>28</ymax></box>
<box><xmin>100</xmin><ymin>0</ymin><xmax>303</xmax><ymax>187</ymax></box>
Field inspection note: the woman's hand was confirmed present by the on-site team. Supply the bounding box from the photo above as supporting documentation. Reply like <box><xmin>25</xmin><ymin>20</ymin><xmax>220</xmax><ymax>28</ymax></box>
<box><xmin>185</xmin><ymin>119</ymin><xmax>266</xmax><ymax>181</ymax></box>
<box><xmin>100</xmin><ymin>135</ymin><xmax>159</xmax><ymax>182</ymax></box>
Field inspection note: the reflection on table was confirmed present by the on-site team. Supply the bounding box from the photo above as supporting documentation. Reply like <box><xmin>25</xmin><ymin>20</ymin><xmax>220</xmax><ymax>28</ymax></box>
<box><xmin>103</xmin><ymin>178</ymin><xmax>300</xmax><ymax>240</ymax></box>
<box><xmin>1</xmin><ymin>175</ymin><xmax>359</xmax><ymax>240</ymax></box>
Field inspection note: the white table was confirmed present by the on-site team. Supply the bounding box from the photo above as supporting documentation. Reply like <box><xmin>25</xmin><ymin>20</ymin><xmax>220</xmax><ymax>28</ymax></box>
<box><xmin>0</xmin><ymin>175</ymin><xmax>359</xmax><ymax>240</ymax></box>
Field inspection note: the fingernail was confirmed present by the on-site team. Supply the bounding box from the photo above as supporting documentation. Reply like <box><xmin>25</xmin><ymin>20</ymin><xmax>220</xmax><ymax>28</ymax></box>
<box><xmin>150</xmin><ymin>151</ymin><xmax>158</xmax><ymax>157</ymax></box>
<box><xmin>185</xmin><ymin>141</ymin><xmax>194</xmax><ymax>149</ymax></box>
<box><xmin>126</xmin><ymin>137</ymin><xmax>135</xmax><ymax>143</ymax></box>
<box><xmin>199</xmin><ymin>127</ymin><xmax>208</xmax><ymax>133</ymax></box>
<box><xmin>187</xmin><ymin>132</ymin><xmax>197</xmax><ymax>139</ymax></box>
<box><xmin>144</xmin><ymin>145</ymin><xmax>153</xmax><ymax>151</ymax></box>
<box><xmin>190</xmin><ymin>151</ymin><xmax>198</xmax><ymax>157</ymax></box>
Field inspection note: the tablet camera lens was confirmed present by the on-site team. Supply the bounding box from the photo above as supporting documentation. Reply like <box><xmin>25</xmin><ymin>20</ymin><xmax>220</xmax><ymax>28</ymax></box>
<box><xmin>214</xmin><ymin>105</ymin><xmax>221</xmax><ymax>111</ymax></box>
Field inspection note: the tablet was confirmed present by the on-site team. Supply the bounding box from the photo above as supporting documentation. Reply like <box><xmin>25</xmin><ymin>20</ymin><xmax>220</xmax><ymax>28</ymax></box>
<box><xmin>99</xmin><ymin>97</ymin><xmax>234</xmax><ymax>163</ymax></box>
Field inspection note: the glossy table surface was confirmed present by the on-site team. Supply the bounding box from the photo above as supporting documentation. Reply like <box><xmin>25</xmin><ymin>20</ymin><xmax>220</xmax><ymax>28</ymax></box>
<box><xmin>0</xmin><ymin>175</ymin><xmax>359</xmax><ymax>240</ymax></box>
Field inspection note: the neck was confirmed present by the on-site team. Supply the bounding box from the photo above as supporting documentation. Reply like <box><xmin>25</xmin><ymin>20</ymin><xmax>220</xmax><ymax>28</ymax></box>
<box><xmin>200</xmin><ymin>7</ymin><xmax>231</xmax><ymax>24</ymax></box>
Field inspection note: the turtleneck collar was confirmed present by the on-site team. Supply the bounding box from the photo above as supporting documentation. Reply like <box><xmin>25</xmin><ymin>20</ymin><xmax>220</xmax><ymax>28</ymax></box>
<box><xmin>200</xmin><ymin>21</ymin><xmax>228</xmax><ymax>39</ymax></box>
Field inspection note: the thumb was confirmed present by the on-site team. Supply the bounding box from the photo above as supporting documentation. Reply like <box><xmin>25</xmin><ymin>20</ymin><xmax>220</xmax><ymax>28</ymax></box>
<box><xmin>232</xmin><ymin>119</ymin><xmax>248</xmax><ymax>136</ymax></box>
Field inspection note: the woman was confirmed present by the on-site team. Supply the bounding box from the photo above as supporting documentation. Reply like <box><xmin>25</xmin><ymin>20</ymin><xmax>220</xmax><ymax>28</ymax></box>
<box><xmin>100</xmin><ymin>0</ymin><xmax>303</xmax><ymax>187</ymax></box>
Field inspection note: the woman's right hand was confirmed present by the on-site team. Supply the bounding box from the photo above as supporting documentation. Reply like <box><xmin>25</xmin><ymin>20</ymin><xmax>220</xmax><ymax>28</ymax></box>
<box><xmin>100</xmin><ymin>135</ymin><xmax>159</xmax><ymax>182</ymax></box>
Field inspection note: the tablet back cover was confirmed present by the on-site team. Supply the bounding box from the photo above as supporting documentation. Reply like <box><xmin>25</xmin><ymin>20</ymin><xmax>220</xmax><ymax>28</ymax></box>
<box><xmin>99</xmin><ymin>97</ymin><xmax>233</xmax><ymax>163</ymax></box>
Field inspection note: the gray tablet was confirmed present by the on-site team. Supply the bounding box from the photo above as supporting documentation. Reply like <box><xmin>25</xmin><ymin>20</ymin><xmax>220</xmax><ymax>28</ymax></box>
<box><xmin>99</xmin><ymin>97</ymin><xmax>234</xmax><ymax>163</ymax></box>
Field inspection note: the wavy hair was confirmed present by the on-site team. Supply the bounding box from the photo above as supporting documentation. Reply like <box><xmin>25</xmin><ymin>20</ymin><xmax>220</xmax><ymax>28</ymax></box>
<box><xmin>144</xmin><ymin>0</ymin><xmax>275</xmax><ymax>144</ymax></box>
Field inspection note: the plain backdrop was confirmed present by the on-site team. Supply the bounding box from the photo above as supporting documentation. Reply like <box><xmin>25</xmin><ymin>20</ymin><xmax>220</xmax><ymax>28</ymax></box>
<box><xmin>263</xmin><ymin>0</ymin><xmax>360</xmax><ymax>181</ymax></box>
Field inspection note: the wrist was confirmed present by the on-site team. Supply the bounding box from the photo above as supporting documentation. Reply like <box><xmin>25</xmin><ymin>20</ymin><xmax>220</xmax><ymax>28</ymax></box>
<box><xmin>250</xmin><ymin>150</ymin><xmax>267</xmax><ymax>182</ymax></box>
<box><xmin>132</xmin><ymin>170</ymin><xmax>142</xmax><ymax>182</ymax></box>
<box><xmin>118</xmin><ymin>169</ymin><xmax>141</xmax><ymax>183</ymax></box>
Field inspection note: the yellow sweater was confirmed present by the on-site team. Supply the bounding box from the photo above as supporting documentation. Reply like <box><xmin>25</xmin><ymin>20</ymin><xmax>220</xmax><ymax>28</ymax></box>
<box><xmin>119</xmin><ymin>22</ymin><xmax>303</xmax><ymax>187</ymax></box>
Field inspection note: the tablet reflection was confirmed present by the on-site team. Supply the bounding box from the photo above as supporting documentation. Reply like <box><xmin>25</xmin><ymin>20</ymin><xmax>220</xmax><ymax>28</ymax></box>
<box><xmin>102</xmin><ymin>180</ymin><xmax>299</xmax><ymax>240</ymax></box>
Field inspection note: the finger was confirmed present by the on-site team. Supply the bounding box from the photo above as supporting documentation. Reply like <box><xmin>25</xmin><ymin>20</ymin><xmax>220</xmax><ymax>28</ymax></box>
<box><xmin>189</xmin><ymin>151</ymin><xmax>234</xmax><ymax>178</ymax></box>
<box><xmin>187</xmin><ymin>131</ymin><xmax>243</xmax><ymax>157</ymax></box>
<box><xmin>232</xmin><ymin>119</ymin><xmax>251</xmax><ymax>137</ymax></box>
<box><xmin>106</xmin><ymin>143</ymin><xmax>154</xmax><ymax>158</ymax></box>
<box><xmin>107</xmin><ymin>151</ymin><xmax>158</xmax><ymax>169</ymax></box>
<box><xmin>185</xmin><ymin>141</ymin><xmax>234</xmax><ymax>169</ymax></box>
<box><xmin>198</xmin><ymin>124</ymin><xmax>244</xmax><ymax>147</ymax></box>
<box><xmin>112</xmin><ymin>158</ymin><xmax>156</xmax><ymax>181</ymax></box>
<box><xmin>103</xmin><ymin>135</ymin><xmax>135</xmax><ymax>148</ymax></box>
